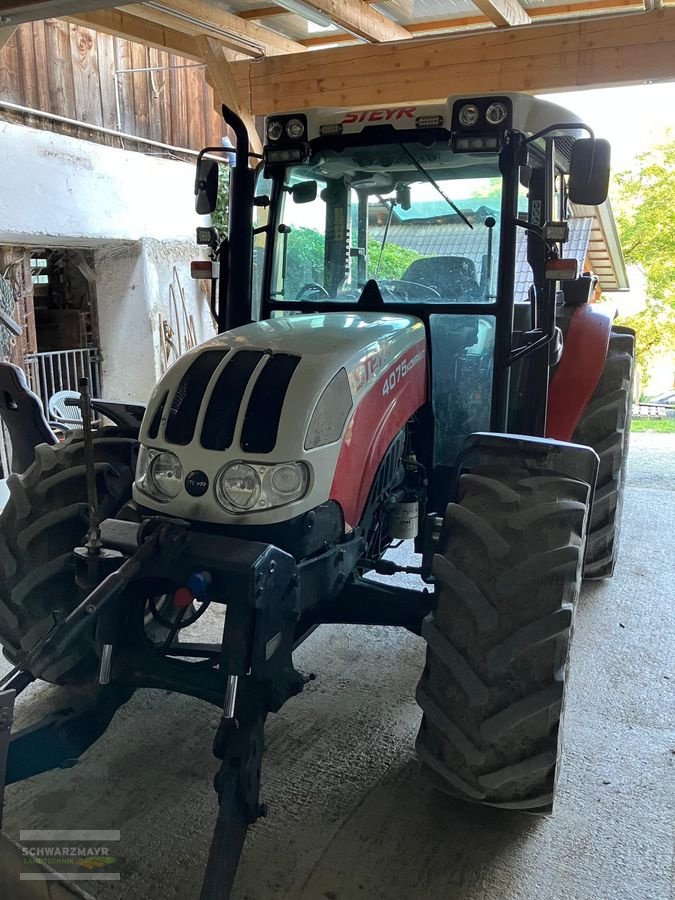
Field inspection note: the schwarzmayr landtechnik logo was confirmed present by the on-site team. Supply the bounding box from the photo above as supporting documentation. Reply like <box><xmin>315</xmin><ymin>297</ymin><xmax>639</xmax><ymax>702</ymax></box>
<box><xmin>20</xmin><ymin>830</ymin><xmax>121</xmax><ymax>881</ymax></box>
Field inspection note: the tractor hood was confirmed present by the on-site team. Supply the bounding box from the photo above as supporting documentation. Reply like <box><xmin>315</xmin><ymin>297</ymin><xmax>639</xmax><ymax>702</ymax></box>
<box><xmin>133</xmin><ymin>312</ymin><xmax>427</xmax><ymax>527</ymax></box>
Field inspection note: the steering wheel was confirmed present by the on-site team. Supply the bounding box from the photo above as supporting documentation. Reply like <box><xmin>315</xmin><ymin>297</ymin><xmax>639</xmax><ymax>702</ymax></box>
<box><xmin>378</xmin><ymin>280</ymin><xmax>441</xmax><ymax>301</ymax></box>
<box><xmin>295</xmin><ymin>282</ymin><xmax>329</xmax><ymax>301</ymax></box>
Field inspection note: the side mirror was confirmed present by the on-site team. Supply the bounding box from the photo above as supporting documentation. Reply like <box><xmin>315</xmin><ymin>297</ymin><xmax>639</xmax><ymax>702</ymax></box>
<box><xmin>291</xmin><ymin>180</ymin><xmax>318</xmax><ymax>204</ymax></box>
<box><xmin>195</xmin><ymin>158</ymin><xmax>219</xmax><ymax>215</ymax></box>
<box><xmin>568</xmin><ymin>138</ymin><xmax>611</xmax><ymax>206</ymax></box>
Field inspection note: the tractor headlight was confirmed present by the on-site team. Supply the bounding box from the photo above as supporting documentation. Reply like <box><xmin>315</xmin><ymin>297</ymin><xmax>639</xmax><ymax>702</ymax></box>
<box><xmin>136</xmin><ymin>447</ymin><xmax>183</xmax><ymax>501</ymax></box>
<box><xmin>216</xmin><ymin>462</ymin><xmax>261</xmax><ymax>511</ymax></box>
<box><xmin>215</xmin><ymin>461</ymin><xmax>309</xmax><ymax>513</ymax></box>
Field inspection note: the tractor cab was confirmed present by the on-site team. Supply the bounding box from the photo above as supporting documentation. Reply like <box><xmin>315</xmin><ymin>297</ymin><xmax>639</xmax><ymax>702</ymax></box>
<box><xmin>195</xmin><ymin>93</ymin><xmax>611</xmax><ymax>479</ymax></box>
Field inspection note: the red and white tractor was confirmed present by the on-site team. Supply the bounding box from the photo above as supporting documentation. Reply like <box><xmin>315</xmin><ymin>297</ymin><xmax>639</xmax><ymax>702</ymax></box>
<box><xmin>0</xmin><ymin>92</ymin><xmax>634</xmax><ymax>898</ymax></box>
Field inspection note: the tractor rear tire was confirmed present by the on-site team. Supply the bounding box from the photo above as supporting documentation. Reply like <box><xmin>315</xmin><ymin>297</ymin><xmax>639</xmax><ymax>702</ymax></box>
<box><xmin>415</xmin><ymin>464</ymin><xmax>590</xmax><ymax>811</ymax></box>
<box><xmin>572</xmin><ymin>326</ymin><xmax>635</xmax><ymax>579</ymax></box>
<box><xmin>0</xmin><ymin>432</ymin><xmax>138</xmax><ymax>684</ymax></box>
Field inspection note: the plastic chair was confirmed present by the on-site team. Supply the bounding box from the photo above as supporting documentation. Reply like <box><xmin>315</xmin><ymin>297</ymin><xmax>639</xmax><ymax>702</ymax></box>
<box><xmin>0</xmin><ymin>362</ymin><xmax>58</xmax><ymax>474</ymax></box>
<box><xmin>48</xmin><ymin>390</ymin><xmax>83</xmax><ymax>428</ymax></box>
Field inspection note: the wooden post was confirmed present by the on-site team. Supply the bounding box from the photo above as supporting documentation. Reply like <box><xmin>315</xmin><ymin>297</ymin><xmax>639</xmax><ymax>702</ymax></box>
<box><xmin>196</xmin><ymin>35</ymin><xmax>262</xmax><ymax>155</ymax></box>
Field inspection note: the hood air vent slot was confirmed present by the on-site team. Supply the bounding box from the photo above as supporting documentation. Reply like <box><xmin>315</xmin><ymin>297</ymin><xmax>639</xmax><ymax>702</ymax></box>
<box><xmin>201</xmin><ymin>350</ymin><xmax>264</xmax><ymax>451</ymax></box>
<box><xmin>165</xmin><ymin>349</ymin><xmax>229</xmax><ymax>445</ymax></box>
<box><xmin>241</xmin><ymin>353</ymin><xmax>300</xmax><ymax>453</ymax></box>
<box><xmin>147</xmin><ymin>391</ymin><xmax>168</xmax><ymax>440</ymax></box>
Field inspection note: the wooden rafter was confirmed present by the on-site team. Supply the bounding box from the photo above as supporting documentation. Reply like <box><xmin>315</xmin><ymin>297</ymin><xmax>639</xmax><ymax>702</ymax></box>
<box><xmin>66</xmin><ymin>7</ymin><xmax>205</xmax><ymax>59</ymax></box>
<box><xmin>283</xmin><ymin>0</ymin><xmax>645</xmax><ymax>47</ymax></box>
<box><xmin>237</xmin><ymin>1</ymin><xmax>409</xmax><ymax>41</ymax></box>
<box><xmin>132</xmin><ymin>0</ymin><xmax>306</xmax><ymax>56</ymax></box>
<box><xmin>470</xmin><ymin>0</ymin><xmax>530</xmax><ymax>27</ymax></box>
<box><xmin>277</xmin><ymin>0</ymin><xmax>410</xmax><ymax>42</ymax></box>
<box><xmin>196</xmin><ymin>34</ymin><xmax>262</xmax><ymax>153</ymax></box>
<box><xmin>238</xmin><ymin>6</ymin><xmax>287</xmax><ymax>19</ymax></box>
<box><xmin>0</xmin><ymin>0</ymin><xmax>123</xmax><ymax>25</ymax></box>
<box><xmin>233</xmin><ymin>7</ymin><xmax>675</xmax><ymax>113</ymax></box>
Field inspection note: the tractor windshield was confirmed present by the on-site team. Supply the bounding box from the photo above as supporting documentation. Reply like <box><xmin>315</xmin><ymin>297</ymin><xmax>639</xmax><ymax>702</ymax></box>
<box><xmin>264</xmin><ymin>143</ymin><xmax>503</xmax><ymax>307</ymax></box>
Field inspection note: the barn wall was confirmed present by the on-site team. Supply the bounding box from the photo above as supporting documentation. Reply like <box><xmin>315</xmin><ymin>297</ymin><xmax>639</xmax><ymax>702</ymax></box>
<box><xmin>0</xmin><ymin>119</ymin><xmax>204</xmax><ymax>245</ymax></box>
<box><xmin>95</xmin><ymin>240</ymin><xmax>215</xmax><ymax>403</ymax></box>
<box><xmin>0</xmin><ymin>120</ymin><xmax>215</xmax><ymax>401</ymax></box>
<box><xmin>0</xmin><ymin>19</ymin><xmax>223</xmax><ymax>152</ymax></box>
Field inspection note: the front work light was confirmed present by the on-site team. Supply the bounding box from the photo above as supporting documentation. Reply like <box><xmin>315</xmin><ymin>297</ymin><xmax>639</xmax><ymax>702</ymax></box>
<box><xmin>285</xmin><ymin>118</ymin><xmax>306</xmax><ymax>140</ymax></box>
<box><xmin>266</xmin><ymin>120</ymin><xmax>284</xmax><ymax>141</ymax></box>
<box><xmin>485</xmin><ymin>102</ymin><xmax>508</xmax><ymax>125</ymax></box>
<box><xmin>458</xmin><ymin>104</ymin><xmax>480</xmax><ymax>127</ymax></box>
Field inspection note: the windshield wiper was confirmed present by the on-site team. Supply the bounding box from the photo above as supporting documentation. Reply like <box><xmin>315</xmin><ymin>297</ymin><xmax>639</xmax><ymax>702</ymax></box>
<box><xmin>375</xmin><ymin>196</ymin><xmax>396</xmax><ymax>277</ymax></box>
<box><xmin>399</xmin><ymin>144</ymin><xmax>473</xmax><ymax>230</ymax></box>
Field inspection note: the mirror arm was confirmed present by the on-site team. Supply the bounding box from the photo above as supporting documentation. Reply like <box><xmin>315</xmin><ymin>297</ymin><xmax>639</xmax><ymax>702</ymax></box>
<box><xmin>523</xmin><ymin>122</ymin><xmax>594</xmax><ymax>146</ymax></box>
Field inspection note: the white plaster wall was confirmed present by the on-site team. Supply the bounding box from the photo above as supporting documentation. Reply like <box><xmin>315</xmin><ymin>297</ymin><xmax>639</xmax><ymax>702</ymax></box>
<box><xmin>95</xmin><ymin>240</ymin><xmax>215</xmax><ymax>403</ymax></box>
<box><xmin>0</xmin><ymin>120</ymin><xmax>204</xmax><ymax>245</ymax></box>
<box><xmin>0</xmin><ymin>121</ymin><xmax>216</xmax><ymax>401</ymax></box>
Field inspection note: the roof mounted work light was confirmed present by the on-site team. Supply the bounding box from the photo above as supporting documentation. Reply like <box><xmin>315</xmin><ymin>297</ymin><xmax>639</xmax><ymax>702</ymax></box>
<box><xmin>451</xmin><ymin>96</ymin><xmax>513</xmax><ymax>153</ymax></box>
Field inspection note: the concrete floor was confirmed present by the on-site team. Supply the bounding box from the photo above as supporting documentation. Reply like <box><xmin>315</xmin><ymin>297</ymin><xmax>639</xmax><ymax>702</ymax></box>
<box><xmin>2</xmin><ymin>433</ymin><xmax>674</xmax><ymax>900</ymax></box>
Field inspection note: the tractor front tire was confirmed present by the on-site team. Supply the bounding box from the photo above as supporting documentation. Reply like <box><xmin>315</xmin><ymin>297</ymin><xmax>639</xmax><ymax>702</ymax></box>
<box><xmin>572</xmin><ymin>326</ymin><xmax>635</xmax><ymax>579</ymax></box>
<box><xmin>0</xmin><ymin>432</ymin><xmax>138</xmax><ymax>684</ymax></box>
<box><xmin>416</xmin><ymin>464</ymin><xmax>591</xmax><ymax>811</ymax></box>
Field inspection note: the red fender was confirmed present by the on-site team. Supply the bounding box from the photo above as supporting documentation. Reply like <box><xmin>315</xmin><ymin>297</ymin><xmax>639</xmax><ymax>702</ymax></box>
<box><xmin>330</xmin><ymin>340</ymin><xmax>427</xmax><ymax>530</ymax></box>
<box><xmin>546</xmin><ymin>304</ymin><xmax>612</xmax><ymax>442</ymax></box>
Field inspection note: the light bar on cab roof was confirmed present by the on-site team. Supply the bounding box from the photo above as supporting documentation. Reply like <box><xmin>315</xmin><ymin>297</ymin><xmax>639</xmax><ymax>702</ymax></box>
<box><xmin>320</xmin><ymin>123</ymin><xmax>344</xmax><ymax>137</ymax></box>
<box><xmin>266</xmin><ymin>148</ymin><xmax>306</xmax><ymax>164</ymax></box>
<box><xmin>455</xmin><ymin>135</ymin><xmax>501</xmax><ymax>152</ymax></box>
<box><xmin>415</xmin><ymin>115</ymin><xmax>444</xmax><ymax>128</ymax></box>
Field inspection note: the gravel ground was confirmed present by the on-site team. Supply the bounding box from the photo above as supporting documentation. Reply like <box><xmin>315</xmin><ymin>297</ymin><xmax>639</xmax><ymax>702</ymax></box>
<box><xmin>1</xmin><ymin>432</ymin><xmax>674</xmax><ymax>900</ymax></box>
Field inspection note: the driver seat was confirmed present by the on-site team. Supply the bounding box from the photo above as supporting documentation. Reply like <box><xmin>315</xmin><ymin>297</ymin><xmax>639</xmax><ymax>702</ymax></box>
<box><xmin>401</xmin><ymin>256</ymin><xmax>481</xmax><ymax>301</ymax></box>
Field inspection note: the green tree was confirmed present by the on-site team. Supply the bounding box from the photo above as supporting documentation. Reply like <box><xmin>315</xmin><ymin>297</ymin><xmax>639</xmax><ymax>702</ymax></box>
<box><xmin>211</xmin><ymin>165</ymin><xmax>230</xmax><ymax>236</ymax></box>
<box><xmin>367</xmin><ymin>240</ymin><xmax>421</xmax><ymax>280</ymax></box>
<box><xmin>282</xmin><ymin>228</ymin><xmax>423</xmax><ymax>296</ymax></box>
<box><xmin>614</xmin><ymin>137</ymin><xmax>675</xmax><ymax>374</ymax></box>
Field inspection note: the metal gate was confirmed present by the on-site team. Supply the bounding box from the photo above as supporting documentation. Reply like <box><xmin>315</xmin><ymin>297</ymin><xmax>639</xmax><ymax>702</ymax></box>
<box><xmin>25</xmin><ymin>348</ymin><xmax>103</xmax><ymax>416</ymax></box>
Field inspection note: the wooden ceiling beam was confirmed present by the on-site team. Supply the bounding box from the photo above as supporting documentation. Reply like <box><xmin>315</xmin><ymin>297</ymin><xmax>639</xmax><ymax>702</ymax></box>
<box><xmin>66</xmin><ymin>7</ymin><xmax>205</xmax><ymax>59</ymax></box>
<box><xmin>0</xmin><ymin>0</ymin><xmax>124</xmax><ymax>26</ymax></box>
<box><xmin>233</xmin><ymin>7</ymin><xmax>675</xmax><ymax>113</ymax></box>
<box><xmin>281</xmin><ymin>0</ymin><xmax>410</xmax><ymax>42</ymax></box>
<box><xmin>297</xmin><ymin>0</ymin><xmax>643</xmax><ymax>47</ymax></box>
<box><xmin>133</xmin><ymin>0</ymin><xmax>306</xmax><ymax>56</ymax></box>
<box><xmin>299</xmin><ymin>33</ymin><xmax>359</xmax><ymax>47</ymax></box>
<box><xmin>470</xmin><ymin>0</ymin><xmax>530</xmax><ymax>27</ymax></box>
<box><xmin>231</xmin><ymin>0</ymin><xmax>409</xmax><ymax>42</ymax></box>
<box><xmin>196</xmin><ymin>34</ymin><xmax>262</xmax><ymax>153</ymax></box>
<box><xmin>238</xmin><ymin>6</ymin><xmax>285</xmax><ymax>19</ymax></box>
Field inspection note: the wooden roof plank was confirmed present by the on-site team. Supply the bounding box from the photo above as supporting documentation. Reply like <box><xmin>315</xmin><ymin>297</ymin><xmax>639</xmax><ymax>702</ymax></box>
<box><xmin>0</xmin><ymin>1</ymin><xmax>126</xmax><ymax>26</ymax></box>
<box><xmin>285</xmin><ymin>0</ymin><xmax>410</xmax><ymax>42</ymax></box>
<box><xmin>233</xmin><ymin>7</ymin><xmax>675</xmax><ymax>113</ymax></box>
<box><xmin>230</xmin><ymin>0</ymin><xmax>410</xmax><ymax>40</ymax></box>
<box><xmin>196</xmin><ymin>34</ymin><xmax>262</xmax><ymax>153</ymax></box>
<box><xmin>471</xmin><ymin>0</ymin><xmax>530</xmax><ymax>27</ymax></box>
<box><xmin>132</xmin><ymin>0</ymin><xmax>306</xmax><ymax>56</ymax></box>
<box><xmin>66</xmin><ymin>8</ymin><xmax>204</xmax><ymax>60</ymax></box>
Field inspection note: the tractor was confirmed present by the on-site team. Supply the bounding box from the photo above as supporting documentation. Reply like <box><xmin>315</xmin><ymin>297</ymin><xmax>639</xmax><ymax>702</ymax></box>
<box><xmin>0</xmin><ymin>92</ymin><xmax>634</xmax><ymax>898</ymax></box>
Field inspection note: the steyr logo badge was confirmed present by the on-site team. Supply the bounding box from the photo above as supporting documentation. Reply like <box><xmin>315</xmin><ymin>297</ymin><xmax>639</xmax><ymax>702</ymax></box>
<box><xmin>185</xmin><ymin>470</ymin><xmax>209</xmax><ymax>497</ymax></box>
